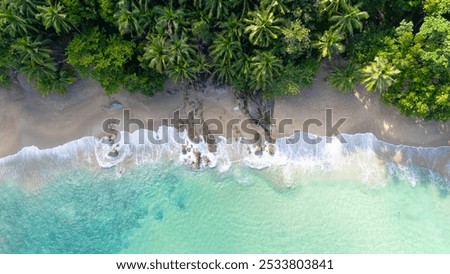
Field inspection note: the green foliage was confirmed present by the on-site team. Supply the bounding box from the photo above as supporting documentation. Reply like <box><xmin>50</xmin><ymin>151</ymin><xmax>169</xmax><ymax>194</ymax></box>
<box><xmin>35</xmin><ymin>66</ymin><xmax>76</xmax><ymax>95</ymax></box>
<box><xmin>12</xmin><ymin>36</ymin><xmax>57</xmax><ymax>81</ymax></box>
<box><xmin>114</xmin><ymin>0</ymin><xmax>152</xmax><ymax>37</ymax></box>
<box><xmin>140</xmin><ymin>32</ymin><xmax>199</xmax><ymax>84</ymax></box>
<box><xmin>97</xmin><ymin>0</ymin><xmax>116</xmax><ymax>23</ymax></box>
<box><xmin>262</xmin><ymin>0</ymin><xmax>291</xmax><ymax>15</ymax></box>
<box><xmin>123</xmin><ymin>72</ymin><xmax>166</xmax><ymax>96</ymax></box>
<box><xmin>330</xmin><ymin>5</ymin><xmax>368</xmax><ymax>36</ymax></box>
<box><xmin>154</xmin><ymin>5</ymin><xmax>185</xmax><ymax>37</ymax></box>
<box><xmin>190</xmin><ymin>16</ymin><xmax>212</xmax><ymax>42</ymax></box>
<box><xmin>141</xmin><ymin>34</ymin><xmax>170</xmax><ymax>74</ymax></box>
<box><xmin>60</xmin><ymin>0</ymin><xmax>98</xmax><ymax>25</ymax></box>
<box><xmin>328</xmin><ymin>62</ymin><xmax>361</xmax><ymax>93</ymax></box>
<box><xmin>36</xmin><ymin>1</ymin><xmax>73</xmax><ymax>34</ymax></box>
<box><xmin>348</xmin><ymin>26</ymin><xmax>391</xmax><ymax>64</ymax></box>
<box><xmin>319</xmin><ymin>0</ymin><xmax>349</xmax><ymax>16</ymax></box>
<box><xmin>313</xmin><ymin>30</ymin><xmax>345</xmax><ymax>60</ymax></box>
<box><xmin>248</xmin><ymin>50</ymin><xmax>282</xmax><ymax>92</ymax></box>
<box><xmin>281</xmin><ymin>20</ymin><xmax>310</xmax><ymax>57</ymax></box>
<box><xmin>205</xmin><ymin>0</ymin><xmax>230</xmax><ymax>19</ymax></box>
<box><xmin>269</xmin><ymin>59</ymin><xmax>318</xmax><ymax>97</ymax></box>
<box><xmin>0</xmin><ymin>0</ymin><xmax>447</xmax><ymax>122</ymax></box>
<box><xmin>361</xmin><ymin>57</ymin><xmax>400</xmax><ymax>92</ymax></box>
<box><xmin>424</xmin><ymin>0</ymin><xmax>450</xmax><ymax>15</ymax></box>
<box><xmin>361</xmin><ymin>0</ymin><xmax>423</xmax><ymax>27</ymax></box>
<box><xmin>361</xmin><ymin>14</ymin><xmax>450</xmax><ymax>120</ymax></box>
<box><xmin>66</xmin><ymin>27</ymin><xmax>135</xmax><ymax>93</ymax></box>
<box><xmin>219</xmin><ymin>14</ymin><xmax>244</xmax><ymax>41</ymax></box>
<box><xmin>244</xmin><ymin>7</ymin><xmax>284</xmax><ymax>47</ymax></box>
<box><xmin>0</xmin><ymin>2</ymin><xmax>38</xmax><ymax>37</ymax></box>
<box><xmin>210</xmin><ymin>34</ymin><xmax>241</xmax><ymax>65</ymax></box>
<box><xmin>414</xmin><ymin>16</ymin><xmax>450</xmax><ymax>76</ymax></box>
<box><xmin>293</xmin><ymin>58</ymin><xmax>319</xmax><ymax>87</ymax></box>
<box><xmin>0</xmin><ymin>33</ymin><xmax>13</xmax><ymax>88</ymax></box>
<box><xmin>67</xmin><ymin>28</ymin><xmax>134</xmax><ymax>72</ymax></box>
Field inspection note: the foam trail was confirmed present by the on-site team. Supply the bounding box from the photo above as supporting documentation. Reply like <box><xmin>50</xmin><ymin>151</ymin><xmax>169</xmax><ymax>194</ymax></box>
<box><xmin>1</xmin><ymin>127</ymin><xmax>449</xmax><ymax>188</ymax></box>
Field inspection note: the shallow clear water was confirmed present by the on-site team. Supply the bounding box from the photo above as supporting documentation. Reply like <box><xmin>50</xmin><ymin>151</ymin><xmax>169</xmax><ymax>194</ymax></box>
<box><xmin>1</xmin><ymin>160</ymin><xmax>450</xmax><ymax>254</ymax></box>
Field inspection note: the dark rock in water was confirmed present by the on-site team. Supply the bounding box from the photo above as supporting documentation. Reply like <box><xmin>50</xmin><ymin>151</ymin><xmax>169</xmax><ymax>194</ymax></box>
<box><xmin>254</xmin><ymin>146</ymin><xmax>263</xmax><ymax>156</ymax></box>
<box><xmin>193</xmin><ymin>151</ymin><xmax>202</xmax><ymax>169</ymax></box>
<box><xmin>181</xmin><ymin>144</ymin><xmax>187</xmax><ymax>155</ymax></box>
<box><xmin>108</xmin><ymin>147</ymin><xmax>119</xmax><ymax>157</ymax></box>
<box><xmin>254</xmin><ymin>132</ymin><xmax>261</xmax><ymax>144</ymax></box>
<box><xmin>208</xmin><ymin>143</ymin><xmax>217</xmax><ymax>153</ymax></box>
<box><xmin>102</xmin><ymin>134</ymin><xmax>116</xmax><ymax>145</ymax></box>
<box><xmin>203</xmin><ymin>156</ymin><xmax>211</xmax><ymax>167</ymax></box>
<box><xmin>268</xmin><ymin>144</ymin><xmax>276</xmax><ymax>155</ymax></box>
<box><xmin>108</xmin><ymin>100</ymin><xmax>124</xmax><ymax>111</ymax></box>
<box><xmin>193</xmin><ymin>136</ymin><xmax>202</xmax><ymax>144</ymax></box>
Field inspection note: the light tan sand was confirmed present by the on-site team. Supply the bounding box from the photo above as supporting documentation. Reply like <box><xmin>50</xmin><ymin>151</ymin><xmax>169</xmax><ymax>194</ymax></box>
<box><xmin>0</xmin><ymin>76</ymin><xmax>246</xmax><ymax>157</ymax></box>
<box><xmin>0</xmin><ymin>66</ymin><xmax>449</xmax><ymax>159</ymax></box>
<box><xmin>272</xmin><ymin>67</ymin><xmax>450</xmax><ymax>147</ymax></box>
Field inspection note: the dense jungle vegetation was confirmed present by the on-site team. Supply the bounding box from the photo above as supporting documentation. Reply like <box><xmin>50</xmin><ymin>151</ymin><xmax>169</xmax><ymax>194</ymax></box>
<box><xmin>1</xmin><ymin>0</ymin><xmax>450</xmax><ymax>120</ymax></box>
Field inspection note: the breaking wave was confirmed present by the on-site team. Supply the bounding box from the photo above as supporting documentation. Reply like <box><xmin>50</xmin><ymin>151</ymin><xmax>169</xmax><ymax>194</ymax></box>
<box><xmin>1</xmin><ymin>127</ymin><xmax>449</xmax><ymax>188</ymax></box>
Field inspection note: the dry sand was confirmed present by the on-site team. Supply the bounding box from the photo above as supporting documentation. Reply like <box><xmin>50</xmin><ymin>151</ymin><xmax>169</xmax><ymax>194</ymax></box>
<box><xmin>0</xmin><ymin>67</ymin><xmax>449</xmax><ymax>159</ymax></box>
<box><xmin>272</xmin><ymin>67</ymin><xmax>450</xmax><ymax>147</ymax></box>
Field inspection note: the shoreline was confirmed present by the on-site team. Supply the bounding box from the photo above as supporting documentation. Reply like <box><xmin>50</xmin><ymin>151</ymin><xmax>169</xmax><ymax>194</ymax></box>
<box><xmin>1</xmin><ymin>127</ymin><xmax>449</xmax><ymax>189</ymax></box>
<box><xmin>1</xmin><ymin>67</ymin><xmax>450</xmax><ymax>160</ymax></box>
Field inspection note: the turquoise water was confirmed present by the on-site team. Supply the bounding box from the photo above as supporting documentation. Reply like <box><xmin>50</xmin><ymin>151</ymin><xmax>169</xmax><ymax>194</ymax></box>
<box><xmin>1</xmin><ymin>160</ymin><xmax>450</xmax><ymax>254</ymax></box>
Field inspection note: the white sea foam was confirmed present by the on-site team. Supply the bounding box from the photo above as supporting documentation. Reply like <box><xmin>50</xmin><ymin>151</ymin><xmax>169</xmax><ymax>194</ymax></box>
<box><xmin>1</xmin><ymin>126</ymin><xmax>449</xmax><ymax>187</ymax></box>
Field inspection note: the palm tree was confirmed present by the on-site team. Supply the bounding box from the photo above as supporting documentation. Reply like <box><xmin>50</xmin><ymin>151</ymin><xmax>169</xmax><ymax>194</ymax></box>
<box><xmin>212</xmin><ymin>62</ymin><xmax>235</xmax><ymax>83</ymax></box>
<box><xmin>161</xmin><ymin>34</ymin><xmax>198</xmax><ymax>83</ymax></box>
<box><xmin>36</xmin><ymin>67</ymin><xmax>76</xmax><ymax>95</ymax></box>
<box><xmin>0</xmin><ymin>9</ymin><xmax>36</xmax><ymax>37</ymax></box>
<box><xmin>154</xmin><ymin>5</ymin><xmax>185</xmax><ymax>37</ymax></box>
<box><xmin>249</xmin><ymin>51</ymin><xmax>282</xmax><ymax>91</ymax></box>
<box><xmin>192</xmin><ymin>0</ymin><xmax>204</xmax><ymax>9</ymax></box>
<box><xmin>232</xmin><ymin>0</ymin><xmax>258</xmax><ymax>17</ymax></box>
<box><xmin>36</xmin><ymin>2</ymin><xmax>73</xmax><ymax>34</ymax></box>
<box><xmin>9</xmin><ymin>0</ymin><xmax>42</xmax><ymax>18</ymax></box>
<box><xmin>262</xmin><ymin>0</ymin><xmax>290</xmax><ymax>15</ymax></box>
<box><xmin>244</xmin><ymin>7</ymin><xmax>284</xmax><ymax>47</ymax></box>
<box><xmin>328</xmin><ymin>62</ymin><xmax>361</xmax><ymax>93</ymax></box>
<box><xmin>219</xmin><ymin>14</ymin><xmax>244</xmax><ymax>41</ymax></box>
<box><xmin>330</xmin><ymin>6</ymin><xmax>368</xmax><ymax>36</ymax></box>
<box><xmin>19</xmin><ymin>60</ymin><xmax>57</xmax><ymax>81</ymax></box>
<box><xmin>141</xmin><ymin>35</ymin><xmax>170</xmax><ymax>73</ymax></box>
<box><xmin>36</xmin><ymin>3</ymin><xmax>74</xmax><ymax>34</ymax></box>
<box><xmin>204</xmin><ymin>0</ymin><xmax>230</xmax><ymax>19</ymax></box>
<box><xmin>168</xmin><ymin>35</ymin><xmax>196</xmax><ymax>65</ymax></box>
<box><xmin>233</xmin><ymin>52</ymin><xmax>252</xmax><ymax>76</ymax></box>
<box><xmin>193</xmin><ymin>54</ymin><xmax>210</xmax><ymax>74</ymax></box>
<box><xmin>312</xmin><ymin>30</ymin><xmax>345</xmax><ymax>60</ymax></box>
<box><xmin>361</xmin><ymin>57</ymin><xmax>400</xmax><ymax>92</ymax></box>
<box><xmin>12</xmin><ymin>36</ymin><xmax>53</xmax><ymax>68</ymax></box>
<box><xmin>209</xmin><ymin>34</ymin><xmax>241</xmax><ymax>65</ymax></box>
<box><xmin>319</xmin><ymin>0</ymin><xmax>349</xmax><ymax>15</ymax></box>
<box><xmin>12</xmin><ymin>36</ymin><xmax>57</xmax><ymax>80</ymax></box>
<box><xmin>166</xmin><ymin>60</ymin><xmax>197</xmax><ymax>83</ymax></box>
<box><xmin>113</xmin><ymin>1</ymin><xmax>147</xmax><ymax>37</ymax></box>
<box><xmin>134</xmin><ymin>0</ymin><xmax>153</xmax><ymax>12</ymax></box>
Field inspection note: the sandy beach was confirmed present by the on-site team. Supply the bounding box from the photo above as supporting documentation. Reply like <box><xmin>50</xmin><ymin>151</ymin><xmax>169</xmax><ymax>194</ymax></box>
<box><xmin>1</xmin><ymin>66</ymin><xmax>449</xmax><ymax>159</ymax></box>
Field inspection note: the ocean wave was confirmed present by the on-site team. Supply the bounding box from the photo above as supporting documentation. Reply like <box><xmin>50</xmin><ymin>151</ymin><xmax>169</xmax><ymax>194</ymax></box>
<box><xmin>1</xmin><ymin>127</ymin><xmax>449</xmax><ymax>188</ymax></box>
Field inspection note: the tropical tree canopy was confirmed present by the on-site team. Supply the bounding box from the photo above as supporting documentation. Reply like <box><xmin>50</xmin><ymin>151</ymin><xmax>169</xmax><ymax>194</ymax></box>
<box><xmin>244</xmin><ymin>7</ymin><xmax>283</xmax><ymax>47</ymax></box>
<box><xmin>0</xmin><ymin>0</ymin><xmax>448</xmax><ymax>120</ymax></box>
